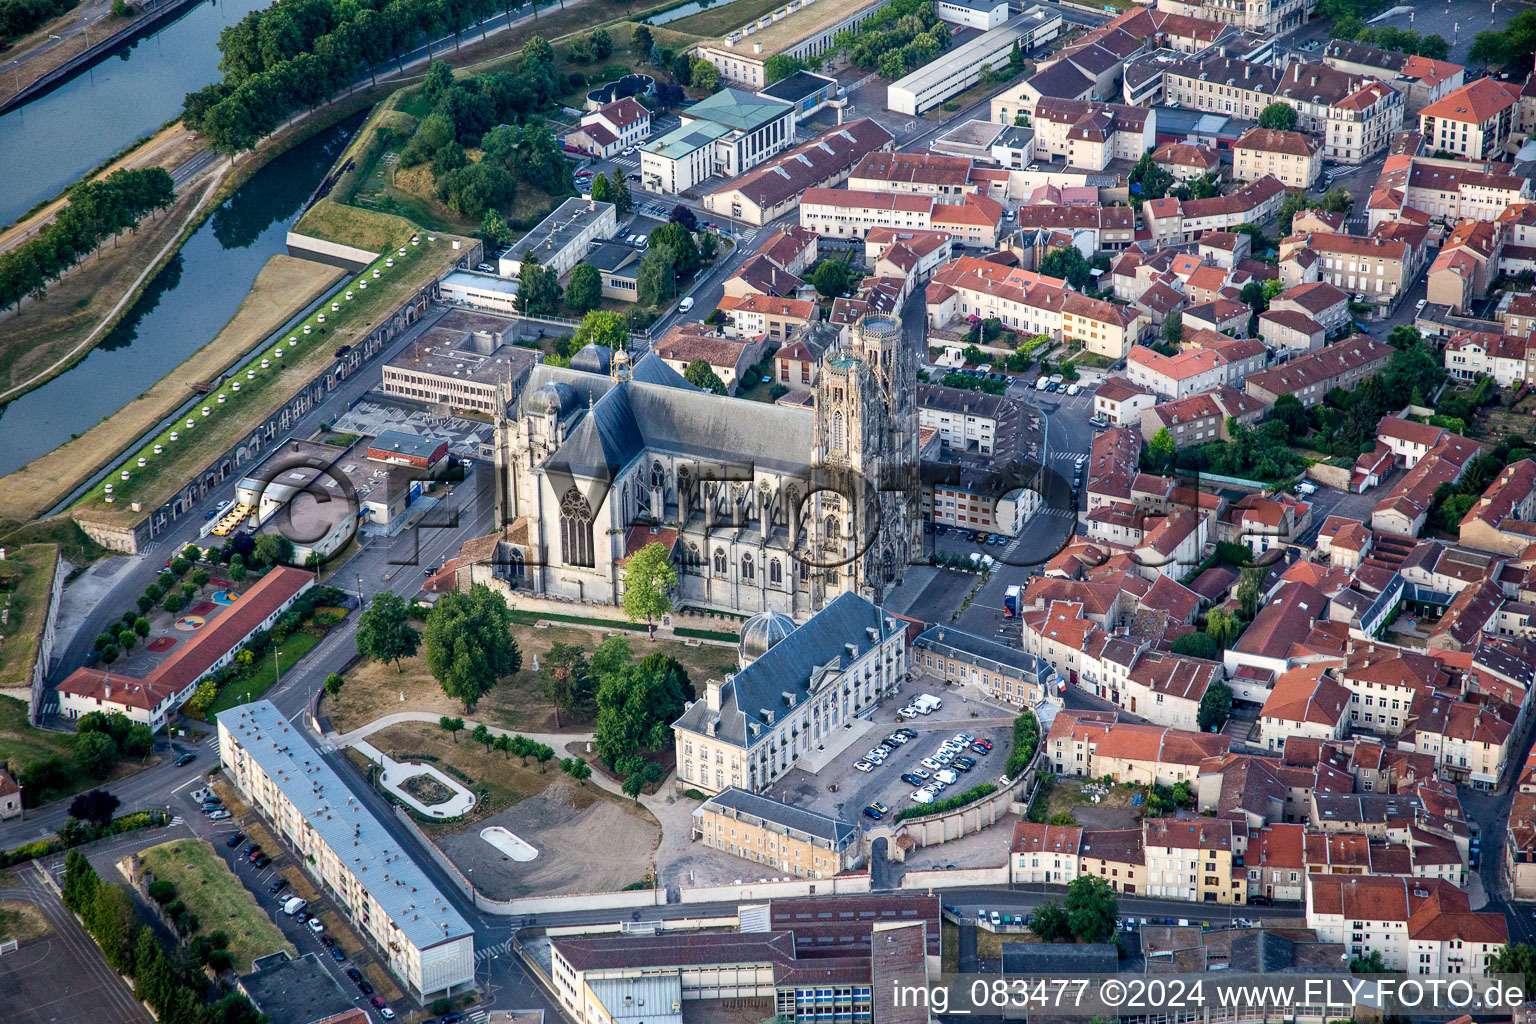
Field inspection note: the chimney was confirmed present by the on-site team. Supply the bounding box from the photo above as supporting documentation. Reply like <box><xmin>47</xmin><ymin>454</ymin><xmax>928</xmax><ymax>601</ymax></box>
<box><xmin>706</xmin><ymin>679</ymin><xmax>724</xmax><ymax>711</ymax></box>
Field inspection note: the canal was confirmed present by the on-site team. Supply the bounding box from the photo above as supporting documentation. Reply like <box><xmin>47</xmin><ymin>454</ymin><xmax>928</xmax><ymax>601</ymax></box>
<box><xmin>0</xmin><ymin>115</ymin><xmax>362</xmax><ymax>477</ymax></box>
<box><xmin>0</xmin><ymin>0</ymin><xmax>273</xmax><ymax>226</ymax></box>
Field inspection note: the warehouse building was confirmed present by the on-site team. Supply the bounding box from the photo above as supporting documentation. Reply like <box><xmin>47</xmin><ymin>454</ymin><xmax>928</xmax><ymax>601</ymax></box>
<box><xmin>217</xmin><ymin>702</ymin><xmax>475</xmax><ymax>1002</ymax></box>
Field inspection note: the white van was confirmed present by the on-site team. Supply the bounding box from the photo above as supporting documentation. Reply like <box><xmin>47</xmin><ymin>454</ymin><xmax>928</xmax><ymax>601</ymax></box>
<box><xmin>935</xmin><ymin>769</ymin><xmax>959</xmax><ymax>785</ymax></box>
<box><xmin>283</xmin><ymin>897</ymin><xmax>307</xmax><ymax>916</ymax></box>
<box><xmin>1035</xmin><ymin>377</ymin><xmax>1049</xmax><ymax>390</ymax></box>
<box><xmin>913</xmin><ymin>694</ymin><xmax>943</xmax><ymax>713</ymax></box>
<box><xmin>911</xmin><ymin>789</ymin><xmax>935</xmax><ymax>804</ymax></box>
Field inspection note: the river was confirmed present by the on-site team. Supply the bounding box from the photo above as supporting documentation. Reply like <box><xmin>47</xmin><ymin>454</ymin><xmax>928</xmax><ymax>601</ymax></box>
<box><xmin>0</xmin><ymin>115</ymin><xmax>362</xmax><ymax>478</ymax></box>
<box><xmin>0</xmin><ymin>0</ymin><xmax>274</xmax><ymax>226</ymax></box>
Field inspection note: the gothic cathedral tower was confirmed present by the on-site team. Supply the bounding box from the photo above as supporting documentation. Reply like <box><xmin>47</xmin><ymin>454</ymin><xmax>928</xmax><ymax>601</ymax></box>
<box><xmin>809</xmin><ymin>313</ymin><xmax>919</xmax><ymax>607</ymax></box>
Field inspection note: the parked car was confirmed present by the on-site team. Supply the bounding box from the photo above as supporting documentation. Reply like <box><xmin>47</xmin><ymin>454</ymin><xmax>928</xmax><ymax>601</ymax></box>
<box><xmin>970</xmin><ymin>743</ymin><xmax>990</xmax><ymax>755</ymax></box>
<box><xmin>884</xmin><ymin>734</ymin><xmax>908</xmax><ymax>746</ymax></box>
<box><xmin>252</xmin><ymin>854</ymin><xmax>271</xmax><ymax>868</ymax></box>
<box><xmin>379</xmin><ymin>1009</ymin><xmax>395</xmax><ymax>1021</ymax></box>
<box><xmin>863</xmin><ymin>802</ymin><xmax>888</xmax><ymax>820</ymax></box>
<box><xmin>853</xmin><ymin>760</ymin><xmax>874</xmax><ymax>773</ymax></box>
<box><xmin>346</xmin><ymin>968</ymin><xmax>364</xmax><ymax>982</ymax></box>
<box><xmin>226</xmin><ymin>833</ymin><xmax>246</xmax><ymax>848</ymax></box>
<box><xmin>283</xmin><ymin>898</ymin><xmax>307</xmax><ymax>916</ymax></box>
<box><xmin>990</xmin><ymin>911</ymin><xmax>1001</xmax><ymax>926</ymax></box>
<box><xmin>209</xmin><ymin>810</ymin><xmax>231</xmax><ymax>821</ymax></box>
<box><xmin>895</xmin><ymin>728</ymin><xmax>917</xmax><ymax>739</ymax></box>
<box><xmin>920</xmin><ymin>757</ymin><xmax>943</xmax><ymax>771</ymax></box>
<box><xmin>900</xmin><ymin>772</ymin><xmax>926</xmax><ymax>786</ymax></box>
<box><xmin>949</xmin><ymin>759</ymin><xmax>973</xmax><ymax>773</ymax></box>
<box><xmin>243</xmin><ymin>844</ymin><xmax>260</xmax><ymax>857</ymax></box>
<box><xmin>175</xmin><ymin>753</ymin><xmax>197</xmax><ymax>767</ymax></box>
<box><xmin>331</xmin><ymin>946</ymin><xmax>346</xmax><ymax>962</ymax></box>
<box><xmin>898</xmin><ymin>707</ymin><xmax>919</xmax><ymax>719</ymax></box>
<box><xmin>320</xmin><ymin>934</ymin><xmax>335</xmax><ymax>947</ymax></box>
<box><xmin>309</xmin><ymin>918</ymin><xmax>325</xmax><ymax>934</ymax></box>
<box><xmin>268</xmin><ymin>879</ymin><xmax>287</xmax><ymax>895</ymax></box>
<box><xmin>867</xmin><ymin>746</ymin><xmax>892</xmax><ymax>760</ymax></box>
<box><xmin>357</xmin><ymin>981</ymin><xmax>374</xmax><ymax>996</ymax></box>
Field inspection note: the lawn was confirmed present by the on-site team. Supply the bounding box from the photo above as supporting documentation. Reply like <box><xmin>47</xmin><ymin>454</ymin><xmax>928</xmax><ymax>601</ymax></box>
<box><xmin>137</xmin><ymin>838</ymin><xmax>296</xmax><ymax>972</ymax></box>
<box><xmin>293</xmin><ymin>199</ymin><xmax>420</xmax><ymax>254</ymax></box>
<box><xmin>321</xmin><ymin>621</ymin><xmax>739</xmax><ymax>734</ymax></box>
<box><xmin>0</xmin><ymin>694</ymin><xmax>76</xmax><ymax>777</ymax></box>
<box><xmin>656</xmin><ymin>0</ymin><xmax>788</xmax><ymax>38</ymax></box>
<box><xmin>202</xmin><ymin>631</ymin><xmax>322</xmax><ymax>718</ymax></box>
<box><xmin>363</xmin><ymin>719</ymin><xmax>660</xmax><ymax>836</ymax></box>
<box><xmin>72</xmin><ymin>229</ymin><xmax>468</xmax><ymax>526</ymax></box>
<box><xmin>0</xmin><ymin>901</ymin><xmax>50</xmax><ymax>945</ymax></box>
<box><xmin>0</xmin><ymin>256</ymin><xmax>343</xmax><ymax>525</ymax></box>
<box><xmin>0</xmin><ymin>544</ymin><xmax>60</xmax><ymax>690</ymax></box>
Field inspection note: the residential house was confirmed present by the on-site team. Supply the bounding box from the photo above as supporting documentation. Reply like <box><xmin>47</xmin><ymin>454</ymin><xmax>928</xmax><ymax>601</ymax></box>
<box><xmin>1233</xmin><ymin>128</ymin><xmax>1322</xmax><ymax>189</ymax></box>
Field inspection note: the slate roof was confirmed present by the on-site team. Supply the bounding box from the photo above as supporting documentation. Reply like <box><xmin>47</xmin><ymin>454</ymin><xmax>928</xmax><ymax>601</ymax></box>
<box><xmin>673</xmin><ymin>592</ymin><xmax>898</xmax><ymax>749</ymax></box>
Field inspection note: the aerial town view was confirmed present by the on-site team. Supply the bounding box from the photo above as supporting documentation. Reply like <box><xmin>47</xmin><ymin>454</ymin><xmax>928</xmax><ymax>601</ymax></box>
<box><xmin>12</xmin><ymin>0</ymin><xmax>1536</xmax><ymax>1018</ymax></box>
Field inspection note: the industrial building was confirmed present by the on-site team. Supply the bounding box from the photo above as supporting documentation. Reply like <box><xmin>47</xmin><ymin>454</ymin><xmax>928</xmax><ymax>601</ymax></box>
<box><xmin>888</xmin><ymin>6</ymin><xmax>1063</xmax><ymax>115</ymax></box>
<box><xmin>496</xmin><ymin>197</ymin><xmax>618</xmax><ymax>277</ymax></box>
<box><xmin>381</xmin><ymin>309</ymin><xmax>539</xmax><ymax>414</ymax></box>
<box><xmin>217</xmin><ymin>702</ymin><xmax>476</xmax><ymax>1002</ymax></box>
<box><xmin>436</xmin><ymin>271</ymin><xmax>520</xmax><ymax>315</ymax></box>
<box><xmin>694</xmin><ymin>0</ymin><xmax>896</xmax><ymax>90</ymax></box>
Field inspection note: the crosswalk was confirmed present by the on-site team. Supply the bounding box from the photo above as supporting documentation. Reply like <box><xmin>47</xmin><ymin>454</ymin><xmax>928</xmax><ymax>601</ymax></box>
<box><xmin>474</xmin><ymin>939</ymin><xmax>513</xmax><ymax>962</ymax></box>
<box><xmin>168</xmin><ymin>816</ymin><xmax>185</xmax><ymax>826</ymax></box>
<box><xmin>1050</xmin><ymin>450</ymin><xmax>1090</xmax><ymax>463</ymax></box>
<box><xmin>1034</xmin><ymin>507</ymin><xmax>1080</xmax><ymax>520</ymax></box>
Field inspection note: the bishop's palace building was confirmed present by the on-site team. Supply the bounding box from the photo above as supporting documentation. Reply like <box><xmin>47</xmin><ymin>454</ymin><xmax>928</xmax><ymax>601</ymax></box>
<box><xmin>484</xmin><ymin>314</ymin><xmax>920</xmax><ymax>622</ymax></box>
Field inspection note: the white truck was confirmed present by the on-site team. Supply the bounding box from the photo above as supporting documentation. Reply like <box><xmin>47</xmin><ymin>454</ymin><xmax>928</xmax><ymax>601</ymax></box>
<box><xmin>912</xmin><ymin>694</ymin><xmax>943</xmax><ymax>713</ymax></box>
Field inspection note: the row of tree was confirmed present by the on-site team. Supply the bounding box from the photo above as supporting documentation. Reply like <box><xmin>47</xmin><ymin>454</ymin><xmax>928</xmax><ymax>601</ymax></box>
<box><xmin>0</xmin><ymin>167</ymin><xmax>174</xmax><ymax>313</ymax></box>
<box><xmin>1332</xmin><ymin>21</ymin><xmax>1451</xmax><ymax>59</ymax></box>
<box><xmin>63</xmin><ymin>850</ymin><xmax>270</xmax><ymax>1024</ymax></box>
<box><xmin>185</xmin><ymin>0</ymin><xmax>568</xmax><ymax>155</ymax></box>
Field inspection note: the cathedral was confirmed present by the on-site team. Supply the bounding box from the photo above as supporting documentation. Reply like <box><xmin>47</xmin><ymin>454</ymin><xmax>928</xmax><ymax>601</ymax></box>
<box><xmin>486</xmin><ymin>314</ymin><xmax>919</xmax><ymax>620</ymax></box>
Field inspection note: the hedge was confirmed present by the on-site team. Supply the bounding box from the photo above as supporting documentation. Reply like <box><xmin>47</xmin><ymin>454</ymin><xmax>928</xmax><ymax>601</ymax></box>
<box><xmin>894</xmin><ymin>782</ymin><xmax>998</xmax><ymax>823</ymax></box>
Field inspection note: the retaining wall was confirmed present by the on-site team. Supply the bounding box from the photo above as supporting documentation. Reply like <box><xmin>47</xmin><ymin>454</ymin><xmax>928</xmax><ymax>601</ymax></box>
<box><xmin>1306</xmin><ymin>463</ymin><xmax>1352</xmax><ymax>491</ymax></box>
<box><xmin>675</xmin><ymin>872</ymin><xmax>871</xmax><ymax>904</ymax></box>
<box><xmin>286</xmin><ymin>231</ymin><xmax>383</xmax><ymax>273</ymax></box>
<box><xmin>899</xmin><ymin>864</ymin><xmax>1010</xmax><ymax>889</ymax></box>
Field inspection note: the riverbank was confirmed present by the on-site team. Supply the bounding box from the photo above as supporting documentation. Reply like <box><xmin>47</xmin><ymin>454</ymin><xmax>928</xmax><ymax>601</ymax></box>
<box><xmin>0</xmin><ymin>256</ymin><xmax>343</xmax><ymax>523</ymax></box>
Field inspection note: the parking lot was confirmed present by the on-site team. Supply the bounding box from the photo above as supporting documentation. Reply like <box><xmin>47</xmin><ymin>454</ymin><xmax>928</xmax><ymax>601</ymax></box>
<box><xmin>766</xmin><ymin>695</ymin><xmax>1016</xmax><ymax>826</ymax></box>
<box><xmin>174</xmin><ymin>778</ymin><xmax>408</xmax><ymax>1019</ymax></box>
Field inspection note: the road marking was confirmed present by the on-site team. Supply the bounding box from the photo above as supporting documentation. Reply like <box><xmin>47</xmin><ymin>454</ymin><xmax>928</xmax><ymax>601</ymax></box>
<box><xmin>474</xmin><ymin>939</ymin><xmax>513</xmax><ymax>961</ymax></box>
<box><xmin>171</xmin><ymin>775</ymin><xmax>201</xmax><ymax>795</ymax></box>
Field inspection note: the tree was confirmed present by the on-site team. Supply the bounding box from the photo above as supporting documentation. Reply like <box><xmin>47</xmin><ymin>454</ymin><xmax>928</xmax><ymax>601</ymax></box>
<box><xmin>1272</xmin><ymin>393</ymin><xmax>1309</xmax><ymax>437</ymax></box>
<box><xmin>565</xmin><ymin>262</ymin><xmax>602</xmax><ymax>314</ymax></box>
<box><xmin>228</xmin><ymin>561</ymin><xmax>247</xmax><ymax>583</ymax></box>
<box><xmin>573</xmin><ymin>308</ymin><xmax>629</xmax><ymax>352</ymax></box>
<box><xmin>1198</xmin><ymin>681</ymin><xmax>1234</xmax><ymax>732</ymax></box>
<box><xmin>1489</xmin><ymin>943</ymin><xmax>1536</xmax><ymax>998</ymax></box>
<box><xmin>812</xmin><ymin>259</ymin><xmax>851</xmax><ymax>298</ymax></box>
<box><xmin>632</xmin><ymin>25</ymin><xmax>653</xmax><ymax>57</ymax></box>
<box><xmin>636</xmin><ymin>248</ymin><xmax>679</xmax><ymax>306</ymax></box>
<box><xmin>1349</xmin><ymin>950</ymin><xmax>1385</xmax><ymax>974</ymax></box>
<box><xmin>118</xmin><ymin>630</ymin><xmax>137</xmax><ymax>652</ymax></box>
<box><xmin>1149</xmin><ymin>427</ymin><xmax>1176</xmax><ymax>471</ymax></box>
<box><xmin>516</xmin><ymin>250</ymin><xmax>562</xmax><ymax>316</ymax></box>
<box><xmin>422</xmin><ymin>584</ymin><xmax>521</xmax><ymax>711</ymax></box>
<box><xmin>1387</xmin><ymin>325</ymin><xmax>1422</xmax><ymax>350</ymax></box>
<box><xmin>683</xmin><ymin>359</ymin><xmax>728</xmax><ymax>395</ymax></box>
<box><xmin>764</xmin><ymin>54</ymin><xmax>806</xmax><ymax>83</ymax></box>
<box><xmin>877</xmin><ymin>51</ymin><xmax>905</xmax><ymax>80</ymax></box>
<box><xmin>482</xmin><ymin>209</ymin><xmax>512</xmax><ymax>248</ymax></box>
<box><xmin>1029</xmin><ymin>902</ymin><xmax>1070</xmax><ymax>942</ymax></box>
<box><xmin>1128</xmin><ymin>152</ymin><xmax>1174</xmax><ymax>208</ymax></box>
<box><xmin>1171</xmin><ymin>631</ymin><xmax>1220</xmax><ymax>659</ymax></box>
<box><xmin>622</xmin><ymin>769</ymin><xmax>648</xmax><ymax>801</ymax></box>
<box><xmin>69</xmin><ymin>789</ymin><xmax>120</xmax><ymax>825</ymax></box>
<box><xmin>1161</xmin><ymin>311</ymin><xmax>1183</xmax><ymax>348</ymax></box>
<box><xmin>99</xmin><ymin>644</ymin><xmax>119</xmax><ymax>665</ymax></box>
<box><xmin>1064</xmin><ymin>876</ymin><xmax>1118</xmax><ymax>943</ymax></box>
<box><xmin>690</xmin><ymin>58</ymin><xmax>720</xmax><ymax>92</ymax></box>
<box><xmin>1040</xmin><ymin>246</ymin><xmax>1092</xmax><ymax>290</ymax></box>
<box><xmin>163</xmin><ymin>593</ymin><xmax>186</xmax><ymax>614</ymax></box>
<box><xmin>561</xmin><ymin>756</ymin><xmax>592</xmax><ymax>785</ymax></box>
<box><xmin>253</xmin><ymin>533</ymin><xmax>294</xmax><ymax>568</ymax></box>
<box><xmin>324</xmin><ymin>672</ymin><xmax>345</xmax><ymax>698</ymax></box>
<box><xmin>1048</xmin><ymin>811</ymin><xmax>1078</xmax><ymax>826</ymax></box>
<box><xmin>356</xmin><ymin>591</ymin><xmax>421</xmax><ymax>671</ymax></box>
<box><xmin>1205</xmin><ymin>608</ymin><xmax>1240</xmax><ymax>649</ymax></box>
<box><xmin>592</xmin><ymin>28</ymin><xmax>613</xmax><ymax>59</ymax></box>
<box><xmin>493</xmin><ymin>733</ymin><xmax>513</xmax><ymax>759</ymax></box>
<box><xmin>1257</xmin><ymin>102</ymin><xmax>1297</xmax><ymax>130</ymax></box>
<box><xmin>593</xmin><ymin>650</ymin><xmax>695</xmax><ymax>765</ymax></box>
<box><xmin>191</xmin><ymin>568</ymin><xmax>211</xmax><ymax>590</ymax></box>
<box><xmin>439</xmin><ymin>716</ymin><xmax>465</xmax><ymax>742</ymax></box>
<box><xmin>471</xmin><ymin>723</ymin><xmax>494</xmax><ymax>752</ymax></box>
<box><xmin>541</xmin><ymin>642</ymin><xmax>592</xmax><ymax>728</ymax></box>
<box><xmin>76</xmin><ymin>731</ymin><xmax>119</xmax><ymax>778</ymax></box>
<box><xmin>534</xmin><ymin>742</ymin><xmax>556</xmax><ymax>772</ymax></box>
<box><xmin>609</xmin><ymin>171</ymin><xmax>633</xmax><ymax>215</ymax></box>
<box><xmin>621</xmin><ymin>541</ymin><xmax>677</xmax><ymax>638</ymax></box>
<box><xmin>424</xmin><ymin>61</ymin><xmax>456</xmax><ymax>105</ymax></box>
<box><xmin>1235</xmin><ymin>568</ymin><xmax>1265</xmax><ymax>619</ymax></box>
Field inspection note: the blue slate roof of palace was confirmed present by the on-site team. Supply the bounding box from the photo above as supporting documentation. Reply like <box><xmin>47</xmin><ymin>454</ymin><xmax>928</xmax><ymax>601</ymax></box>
<box><xmin>216</xmin><ymin>701</ymin><xmax>474</xmax><ymax>950</ymax></box>
<box><xmin>672</xmin><ymin>592</ymin><xmax>897</xmax><ymax>749</ymax></box>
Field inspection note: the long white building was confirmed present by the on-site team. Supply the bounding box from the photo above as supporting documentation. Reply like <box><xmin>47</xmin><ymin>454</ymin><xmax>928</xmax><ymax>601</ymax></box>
<box><xmin>217</xmin><ymin>702</ymin><xmax>475</xmax><ymax>1001</ymax></box>
<box><xmin>888</xmin><ymin>6</ymin><xmax>1063</xmax><ymax>115</ymax></box>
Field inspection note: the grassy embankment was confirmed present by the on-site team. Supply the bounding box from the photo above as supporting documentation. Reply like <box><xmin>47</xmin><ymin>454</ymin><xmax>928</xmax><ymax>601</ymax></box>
<box><xmin>0</xmin><ymin>257</ymin><xmax>343</xmax><ymax>524</ymax></box>
<box><xmin>70</xmin><ymin>230</ymin><xmax>466</xmax><ymax>531</ymax></box>
<box><xmin>137</xmin><ymin>838</ymin><xmax>296</xmax><ymax>972</ymax></box>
